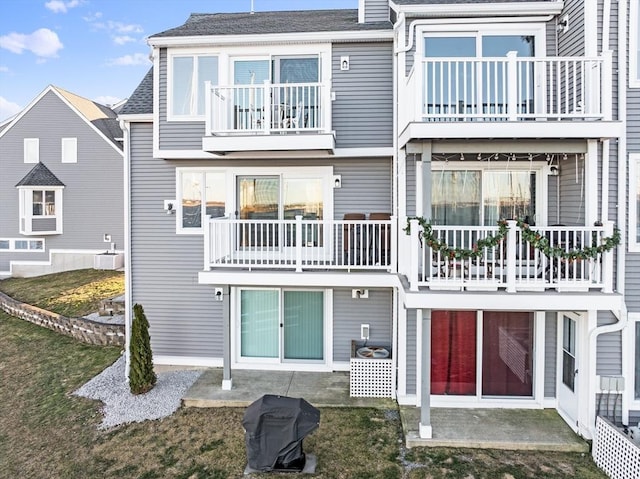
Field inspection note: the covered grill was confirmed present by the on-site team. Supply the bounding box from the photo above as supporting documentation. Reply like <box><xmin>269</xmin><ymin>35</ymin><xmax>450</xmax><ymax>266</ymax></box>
<box><xmin>242</xmin><ymin>394</ymin><xmax>320</xmax><ymax>473</ymax></box>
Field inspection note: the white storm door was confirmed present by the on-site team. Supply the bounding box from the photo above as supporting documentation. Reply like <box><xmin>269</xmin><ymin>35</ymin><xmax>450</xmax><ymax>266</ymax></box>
<box><xmin>557</xmin><ymin>313</ymin><xmax>580</xmax><ymax>429</ymax></box>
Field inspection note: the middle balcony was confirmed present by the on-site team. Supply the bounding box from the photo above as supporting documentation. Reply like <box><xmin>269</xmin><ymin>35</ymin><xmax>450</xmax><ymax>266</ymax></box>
<box><xmin>203</xmin><ymin>81</ymin><xmax>335</xmax><ymax>154</ymax></box>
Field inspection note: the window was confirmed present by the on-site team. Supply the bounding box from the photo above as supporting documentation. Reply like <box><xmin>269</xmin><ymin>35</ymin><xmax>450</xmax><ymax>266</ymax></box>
<box><xmin>0</xmin><ymin>238</ymin><xmax>44</xmax><ymax>252</ymax></box>
<box><xmin>239</xmin><ymin>288</ymin><xmax>325</xmax><ymax>362</ymax></box>
<box><xmin>178</xmin><ymin>169</ymin><xmax>227</xmax><ymax>232</ymax></box>
<box><xmin>631</xmin><ymin>0</ymin><xmax>640</xmax><ymax>87</ymax></box>
<box><xmin>169</xmin><ymin>54</ymin><xmax>218</xmax><ymax>118</ymax></box>
<box><xmin>18</xmin><ymin>187</ymin><xmax>63</xmax><ymax>235</ymax></box>
<box><xmin>24</xmin><ymin>138</ymin><xmax>39</xmax><ymax>164</ymax></box>
<box><xmin>431</xmin><ymin>164</ymin><xmax>539</xmax><ymax>226</ymax></box>
<box><xmin>629</xmin><ymin>155</ymin><xmax>640</xmax><ymax>252</ymax></box>
<box><xmin>61</xmin><ymin>138</ymin><xmax>77</xmax><ymax>163</ymax></box>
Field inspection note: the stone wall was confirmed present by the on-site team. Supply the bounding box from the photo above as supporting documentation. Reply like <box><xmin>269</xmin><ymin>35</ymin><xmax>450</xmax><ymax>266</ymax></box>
<box><xmin>0</xmin><ymin>291</ymin><xmax>125</xmax><ymax>346</ymax></box>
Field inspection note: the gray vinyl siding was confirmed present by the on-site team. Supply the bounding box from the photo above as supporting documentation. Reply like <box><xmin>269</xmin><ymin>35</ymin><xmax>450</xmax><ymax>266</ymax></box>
<box><xmin>406</xmin><ymin>309</ymin><xmax>417</xmax><ymax>396</ymax></box>
<box><xmin>558</xmin><ymin>0</ymin><xmax>585</xmax><ymax>57</ymax></box>
<box><xmin>332</xmin><ymin>42</ymin><xmax>393</xmax><ymax>148</ymax></box>
<box><xmin>363</xmin><ymin>0</ymin><xmax>389</xmax><ymax>23</ymax></box>
<box><xmin>333</xmin><ymin>288</ymin><xmax>393</xmax><ymax>362</ymax></box>
<box><xmin>333</xmin><ymin>158</ymin><xmax>392</xmax><ymax>218</ymax></box>
<box><xmin>596</xmin><ymin>311</ymin><xmax>622</xmax><ymax>376</ymax></box>
<box><xmin>406</xmin><ymin>154</ymin><xmax>417</xmax><ymax>217</ymax></box>
<box><xmin>158</xmin><ymin>48</ymin><xmax>207</xmax><ymax>151</ymax></box>
<box><xmin>129</xmin><ymin>122</ymin><xmax>223</xmax><ymax>358</ymax></box>
<box><xmin>626</xmin><ymin>0</ymin><xmax>640</xmax><ymax>312</ymax></box>
<box><xmin>0</xmin><ymin>90</ymin><xmax>123</xmax><ymax>272</ymax></box>
<box><xmin>545</xmin><ymin>313</ymin><xmax>557</xmax><ymax>398</ymax></box>
<box><xmin>557</xmin><ymin>153</ymin><xmax>586</xmax><ymax>226</ymax></box>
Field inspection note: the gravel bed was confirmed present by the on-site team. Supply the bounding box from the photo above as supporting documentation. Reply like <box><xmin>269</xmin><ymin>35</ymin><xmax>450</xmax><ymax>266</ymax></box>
<box><xmin>74</xmin><ymin>356</ymin><xmax>203</xmax><ymax>429</ymax></box>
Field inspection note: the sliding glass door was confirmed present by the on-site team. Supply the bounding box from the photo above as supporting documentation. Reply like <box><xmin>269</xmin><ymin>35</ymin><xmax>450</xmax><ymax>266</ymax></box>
<box><xmin>240</xmin><ymin>289</ymin><xmax>324</xmax><ymax>363</ymax></box>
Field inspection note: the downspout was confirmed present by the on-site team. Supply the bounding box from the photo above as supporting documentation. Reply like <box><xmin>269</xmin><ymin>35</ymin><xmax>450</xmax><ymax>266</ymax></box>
<box><xmin>120</xmin><ymin>118</ymin><xmax>133</xmax><ymax>381</ymax></box>
<box><xmin>587</xmin><ymin>0</ymin><xmax>628</xmax><ymax>436</ymax></box>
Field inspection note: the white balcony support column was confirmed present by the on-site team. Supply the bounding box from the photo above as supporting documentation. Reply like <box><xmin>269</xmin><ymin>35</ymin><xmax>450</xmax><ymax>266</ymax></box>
<box><xmin>323</xmin><ymin>82</ymin><xmax>331</xmax><ymax>131</ymax></box>
<box><xmin>601</xmin><ymin>50</ymin><xmax>613</xmax><ymax>121</ymax></box>
<box><xmin>419</xmin><ymin>308</ymin><xmax>433</xmax><ymax>438</ymax></box>
<box><xmin>603</xmin><ymin>221</ymin><xmax>615</xmax><ymax>294</ymax></box>
<box><xmin>204</xmin><ymin>81</ymin><xmax>212</xmax><ymax>136</ymax></box>
<box><xmin>420</xmin><ymin>142</ymin><xmax>432</xmax><ymax>219</ymax></box>
<box><xmin>416</xmin><ymin>52</ymin><xmax>424</xmax><ymax>121</ymax></box>
<box><xmin>204</xmin><ymin>215</ymin><xmax>211</xmax><ymax>271</ymax></box>
<box><xmin>295</xmin><ymin>215</ymin><xmax>303</xmax><ymax>272</ymax></box>
<box><xmin>221</xmin><ymin>285</ymin><xmax>232</xmax><ymax>390</ymax></box>
<box><xmin>507</xmin><ymin>51</ymin><xmax>518</xmax><ymax>121</ymax></box>
<box><xmin>506</xmin><ymin>220</ymin><xmax>518</xmax><ymax>292</ymax></box>
<box><xmin>391</xmin><ymin>216</ymin><xmax>398</xmax><ymax>273</ymax></box>
<box><xmin>410</xmin><ymin>219</ymin><xmax>420</xmax><ymax>291</ymax></box>
<box><xmin>586</xmin><ymin>140</ymin><xmax>599</xmax><ymax>225</ymax></box>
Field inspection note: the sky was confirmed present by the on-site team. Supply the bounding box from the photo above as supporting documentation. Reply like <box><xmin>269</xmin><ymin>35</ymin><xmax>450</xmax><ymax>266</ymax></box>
<box><xmin>0</xmin><ymin>0</ymin><xmax>358</xmax><ymax>122</ymax></box>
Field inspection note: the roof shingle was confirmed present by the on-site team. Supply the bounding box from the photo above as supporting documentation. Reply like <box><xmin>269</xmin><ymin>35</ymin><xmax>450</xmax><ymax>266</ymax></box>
<box><xmin>15</xmin><ymin>162</ymin><xmax>65</xmax><ymax>187</ymax></box>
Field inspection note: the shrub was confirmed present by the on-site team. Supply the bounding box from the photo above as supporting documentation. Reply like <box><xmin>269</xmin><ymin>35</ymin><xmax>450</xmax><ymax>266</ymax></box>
<box><xmin>129</xmin><ymin>303</ymin><xmax>156</xmax><ymax>394</ymax></box>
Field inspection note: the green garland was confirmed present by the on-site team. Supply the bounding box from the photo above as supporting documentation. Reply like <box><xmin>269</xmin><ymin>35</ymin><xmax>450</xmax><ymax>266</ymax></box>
<box><xmin>516</xmin><ymin>219</ymin><xmax>621</xmax><ymax>261</ymax></box>
<box><xmin>405</xmin><ymin>217</ymin><xmax>621</xmax><ymax>261</ymax></box>
<box><xmin>405</xmin><ymin>217</ymin><xmax>509</xmax><ymax>260</ymax></box>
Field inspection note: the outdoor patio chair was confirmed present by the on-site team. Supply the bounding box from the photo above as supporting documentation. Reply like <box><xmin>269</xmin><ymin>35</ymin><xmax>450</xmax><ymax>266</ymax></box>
<box><xmin>343</xmin><ymin>213</ymin><xmax>365</xmax><ymax>265</ymax></box>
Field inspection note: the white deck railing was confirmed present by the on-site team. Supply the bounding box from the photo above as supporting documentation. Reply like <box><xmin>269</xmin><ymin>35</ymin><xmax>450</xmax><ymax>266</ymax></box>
<box><xmin>401</xmin><ymin>52</ymin><xmax>612</xmax><ymax>125</ymax></box>
<box><xmin>204</xmin><ymin>216</ymin><xmax>397</xmax><ymax>272</ymax></box>
<box><xmin>407</xmin><ymin>220</ymin><xmax>616</xmax><ymax>293</ymax></box>
<box><xmin>205</xmin><ymin>81</ymin><xmax>328</xmax><ymax>136</ymax></box>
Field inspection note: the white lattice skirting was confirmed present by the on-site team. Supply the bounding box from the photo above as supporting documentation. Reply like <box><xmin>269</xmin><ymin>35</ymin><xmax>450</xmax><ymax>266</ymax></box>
<box><xmin>593</xmin><ymin>416</ymin><xmax>640</xmax><ymax>479</ymax></box>
<box><xmin>349</xmin><ymin>358</ymin><xmax>393</xmax><ymax>398</ymax></box>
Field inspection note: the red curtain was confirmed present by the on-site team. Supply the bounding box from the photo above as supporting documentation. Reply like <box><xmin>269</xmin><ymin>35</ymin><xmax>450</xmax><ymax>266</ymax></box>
<box><xmin>431</xmin><ymin>310</ymin><xmax>477</xmax><ymax>395</ymax></box>
<box><xmin>482</xmin><ymin>311</ymin><xmax>533</xmax><ymax>397</ymax></box>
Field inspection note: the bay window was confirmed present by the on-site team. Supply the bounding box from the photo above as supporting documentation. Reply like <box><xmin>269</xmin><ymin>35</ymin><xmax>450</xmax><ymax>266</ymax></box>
<box><xmin>18</xmin><ymin>187</ymin><xmax>63</xmax><ymax>235</ymax></box>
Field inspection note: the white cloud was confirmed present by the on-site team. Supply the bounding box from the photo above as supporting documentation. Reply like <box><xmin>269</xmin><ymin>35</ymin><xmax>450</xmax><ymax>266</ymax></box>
<box><xmin>45</xmin><ymin>0</ymin><xmax>82</xmax><ymax>14</ymax></box>
<box><xmin>94</xmin><ymin>95</ymin><xmax>123</xmax><ymax>107</ymax></box>
<box><xmin>0</xmin><ymin>66</ymin><xmax>9</xmax><ymax>73</ymax></box>
<box><xmin>0</xmin><ymin>28</ymin><xmax>63</xmax><ymax>58</ymax></box>
<box><xmin>0</xmin><ymin>96</ymin><xmax>23</xmax><ymax>122</ymax></box>
<box><xmin>83</xmin><ymin>11</ymin><xmax>102</xmax><ymax>22</ymax></box>
<box><xmin>106</xmin><ymin>53</ymin><xmax>150</xmax><ymax>66</ymax></box>
<box><xmin>113</xmin><ymin>35</ymin><xmax>136</xmax><ymax>46</ymax></box>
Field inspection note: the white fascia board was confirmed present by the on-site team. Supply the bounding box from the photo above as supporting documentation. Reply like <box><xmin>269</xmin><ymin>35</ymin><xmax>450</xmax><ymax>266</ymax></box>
<box><xmin>198</xmin><ymin>270</ymin><xmax>399</xmax><ymax>289</ymax></box>
<box><xmin>118</xmin><ymin>114</ymin><xmax>153</xmax><ymax>122</ymax></box>
<box><xmin>391</xmin><ymin>1</ymin><xmax>564</xmax><ymax>18</ymax></box>
<box><xmin>202</xmin><ymin>133</ymin><xmax>335</xmax><ymax>153</ymax></box>
<box><xmin>148</xmin><ymin>30</ymin><xmax>394</xmax><ymax>48</ymax></box>
<box><xmin>333</xmin><ymin>147</ymin><xmax>394</xmax><ymax>157</ymax></box>
<box><xmin>400</xmin><ymin>290</ymin><xmax>623</xmax><ymax>312</ymax></box>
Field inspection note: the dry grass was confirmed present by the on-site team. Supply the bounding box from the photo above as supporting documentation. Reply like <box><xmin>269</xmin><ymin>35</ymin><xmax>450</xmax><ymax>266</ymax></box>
<box><xmin>0</xmin><ymin>269</ymin><xmax>124</xmax><ymax>317</ymax></box>
<box><xmin>0</xmin><ymin>270</ymin><xmax>608</xmax><ymax>478</ymax></box>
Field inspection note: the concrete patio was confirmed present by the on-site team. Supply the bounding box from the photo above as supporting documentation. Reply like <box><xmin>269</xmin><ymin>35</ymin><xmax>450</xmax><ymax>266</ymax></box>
<box><xmin>180</xmin><ymin>368</ymin><xmax>588</xmax><ymax>452</ymax></box>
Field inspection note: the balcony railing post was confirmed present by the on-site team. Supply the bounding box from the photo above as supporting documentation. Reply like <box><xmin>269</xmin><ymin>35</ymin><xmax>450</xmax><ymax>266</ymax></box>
<box><xmin>204</xmin><ymin>215</ymin><xmax>212</xmax><ymax>271</ymax></box>
<box><xmin>601</xmin><ymin>50</ymin><xmax>613</xmax><ymax>121</ymax></box>
<box><xmin>263</xmin><ymin>80</ymin><xmax>271</xmax><ymax>133</ymax></box>
<box><xmin>390</xmin><ymin>216</ymin><xmax>398</xmax><ymax>273</ymax></box>
<box><xmin>602</xmin><ymin>221</ymin><xmax>614</xmax><ymax>293</ymax></box>
<box><xmin>295</xmin><ymin>215</ymin><xmax>303</xmax><ymax>272</ymax></box>
<box><xmin>506</xmin><ymin>220</ymin><xmax>517</xmax><ymax>292</ymax></box>
<box><xmin>410</xmin><ymin>219</ymin><xmax>420</xmax><ymax>291</ymax></box>
<box><xmin>507</xmin><ymin>51</ymin><xmax>518</xmax><ymax>121</ymax></box>
<box><xmin>204</xmin><ymin>81</ymin><xmax>212</xmax><ymax>136</ymax></box>
<box><xmin>417</xmin><ymin>54</ymin><xmax>425</xmax><ymax>121</ymax></box>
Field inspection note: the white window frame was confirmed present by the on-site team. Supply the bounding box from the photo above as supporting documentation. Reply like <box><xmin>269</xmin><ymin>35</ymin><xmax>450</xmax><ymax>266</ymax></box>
<box><xmin>167</xmin><ymin>50</ymin><xmax>219</xmax><ymax>121</ymax></box>
<box><xmin>61</xmin><ymin>137</ymin><xmax>77</xmax><ymax>163</ymax></box>
<box><xmin>24</xmin><ymin>138</ymin><xmax>39</xmax><ymax>164</ymax></box>
<box><xmin>17</xmin><ymin>186</ymin><xmax>64</xmax><ymax>235</ymax></box>
<box><xmin>631</xmin><ymin>0</ymin><xmax>640</xmax><ymax>88</ymax></box>
<box><xmin>0</xmin><ymin>238</ymin><xmax>45</xmax><ymax>252</ymax></box>
<box><xmin>629</xmin><ymin>154</ymin><xmax>640</xmax><ymax>252</ymax></box>
<box><xmin>232</xmin><ymin>286</ymin><xmax>332</xmax><ymax>370</ymax></box>
<box><xmin>430</xmin><ymin>160</ymin><xmax>547</xmax><ymax>226</ymax></box>
<box><xmin>175</xmin><ymin>166</ymin><xmax>334</xmax><ymax>235</ymax></box>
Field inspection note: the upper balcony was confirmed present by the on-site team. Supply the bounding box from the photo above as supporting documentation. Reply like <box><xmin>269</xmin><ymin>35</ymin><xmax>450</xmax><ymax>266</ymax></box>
<box><xmin>202</xmin><ymin>81</ymin><xmax>335</xmax><ymax>155</ymax></box>
<box><xmin>398</xmin><ymin>52</ymin><xmax>621</xmax><ymax>146</ymax></box>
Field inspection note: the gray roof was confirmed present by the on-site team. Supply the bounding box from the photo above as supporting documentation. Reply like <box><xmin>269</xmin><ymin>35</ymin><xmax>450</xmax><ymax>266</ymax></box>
<box><xmin>16</xmin><ymin>162</ymin><xmax>65</xmax><ymax>187</ymax></box>
<box><xmin>119</xmin><ymin>68</ymin><xmax>153</xmax><ymax>116</ymax></box>
<box><xmin>150</xmin><ymin>9</ymin><xmax>391</xmax><ymax>38</ymax></box>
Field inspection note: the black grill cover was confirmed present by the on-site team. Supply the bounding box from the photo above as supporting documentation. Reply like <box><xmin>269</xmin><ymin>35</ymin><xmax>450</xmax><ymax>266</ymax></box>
<box><xmin>242</xmin><ymin>394</ymin><xmax>320</xmax><ymax>472</ymax></box>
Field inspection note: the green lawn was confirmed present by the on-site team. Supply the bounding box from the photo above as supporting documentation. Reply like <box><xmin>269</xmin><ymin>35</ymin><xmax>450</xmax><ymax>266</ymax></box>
<box><xmin>0</xmin><ymin>270</ymin><xmax>607</xmax><ymax>478</ymax></box>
